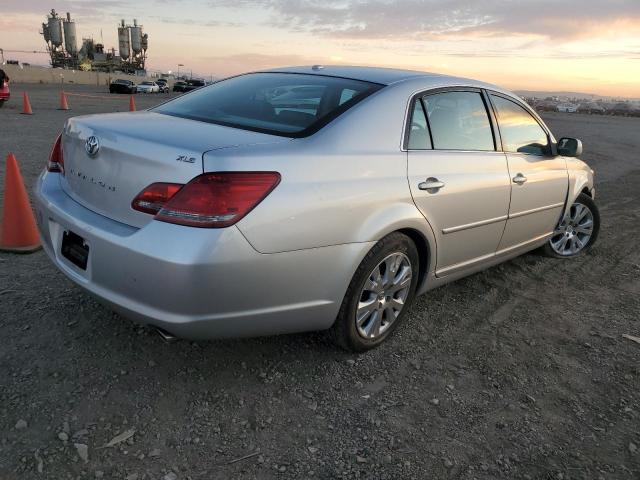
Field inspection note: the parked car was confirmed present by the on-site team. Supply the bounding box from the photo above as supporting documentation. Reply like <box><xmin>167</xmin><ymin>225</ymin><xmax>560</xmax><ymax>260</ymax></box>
<box><xmin>182</xmin><ymin>79</ymin><xmax>206</xmax><ymax>92</ymax></box>
<box><xmin>609</xmin><ymin>102</ymin><xmax>640</xmax><ymax>117</ymax></box>
<box><xmin>0</xmin><ymin>80</ymin><xmax>9</xmax><ymax>107</ymax></box>
<box><xmin>577</xmin><ymin>103</ymin><xmax>605</xmax><ymax>115</ymax></box>
<box><xmin>172</xmin><ymin>81</ymin><xmax>187</xmax><ymax>92</ymax></box>
<box><xmin>35</xmin><ymin>66</ymin><xmax>599</xmax><ymax>351</ymax></box>
<box><xmin>109</xmin><ymin>79</ymin><xmax>137</xmax><ymax>94</ymax></box>
<box><xmin>156</xmin><ymin>78</ymin><xmax>170</xmax><ymax>93</ymax></box>
<box><xmin>0</xmin><ymin>68</ymin><xmax>10</xmax><ymax>107</ymax></box>
<box><xmin>269</xmin><ymin>85</ymin><xmax>325</xmax><ymax>114</ymax></box>
<box><xmin>137</xmin><ymin>81</ymin><xmax>160</xmax><ymax>93</ymax></box>
<box><xmin>557</xmin><ymin>103</ymin><xmax>578</xmax><ymax>113</ymax></box>
<box><xmin>534</xmin><ymin>101</ymin><xmax>558</xmax><ymax>112</ymax></box>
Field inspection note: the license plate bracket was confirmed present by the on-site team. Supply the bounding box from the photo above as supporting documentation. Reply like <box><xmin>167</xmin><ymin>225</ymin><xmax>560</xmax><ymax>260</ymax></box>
<box><xmin>61</xmin><ymin>230</ymin><xmax>89</xmax><ymax>270</ymax></box>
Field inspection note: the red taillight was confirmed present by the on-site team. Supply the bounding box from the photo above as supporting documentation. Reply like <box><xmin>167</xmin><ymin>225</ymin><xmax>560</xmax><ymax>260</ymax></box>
<box><xmin>131</xmin><ymin>182</ymin><xmax>184</xmax><ymax>215</ymax></box>
<box><xmin>47</xmin><ymin>133</ymin><xmax>64</xmax><ymax>173</ymax></box>
<box><xmin>132</xmin><ymin>172</ymin><xmax>281</xmax><ymax>228</ymax></box>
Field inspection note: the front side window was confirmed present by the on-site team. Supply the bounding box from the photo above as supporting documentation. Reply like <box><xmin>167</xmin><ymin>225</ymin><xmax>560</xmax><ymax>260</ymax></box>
<box><xmin>154</xmin><ymin>73</ymin><xmax>382</xmax><ymax>137</ymax></box>
<box><xmin>422</xmin><ymin>91</ymin><xmax>494</xmax><ymax>151</ymax></box>
<box><xmin>490</xmin><ymin>95</ymin><xmax>549</xmax><ymax>156</ymax></box>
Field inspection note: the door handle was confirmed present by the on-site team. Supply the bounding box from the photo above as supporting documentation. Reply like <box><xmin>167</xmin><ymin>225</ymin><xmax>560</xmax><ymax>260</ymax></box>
<box><xmin>512</xmin><ymin>173</ymin><xmax>527</xmax><ymax>185</ymax></box>
<box><xmin>418</xmin><ymin>177</ymin><xmax>445</xmax><ymax>192</ymax></box>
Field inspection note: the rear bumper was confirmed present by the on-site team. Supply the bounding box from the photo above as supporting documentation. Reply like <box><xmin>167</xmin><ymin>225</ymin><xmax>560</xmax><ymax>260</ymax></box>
<box><xmin>34</xmin><ymin>171</ymin><xmax>371</xmax><ymax>339</ymax></box>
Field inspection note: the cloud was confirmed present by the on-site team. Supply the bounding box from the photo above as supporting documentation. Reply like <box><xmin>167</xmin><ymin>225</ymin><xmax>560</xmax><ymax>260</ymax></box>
<box><xmin>150</xmin><ymin>16</ymin><xmax>243</xmax><ymax>28</ymax></box>
<box><xmin>214</xmin><ymin>0</ymin><xmax>640</xmax><ymax>41</ymax></box>
<box><xmin>194</xmin><ymin>52</ymin><xmax>320</xmax><ymax>76</ymax></box>
<box><xmin>2</xmin><ymin>0</ymin><xmax>130</xmax><ymax>16</ymax></box>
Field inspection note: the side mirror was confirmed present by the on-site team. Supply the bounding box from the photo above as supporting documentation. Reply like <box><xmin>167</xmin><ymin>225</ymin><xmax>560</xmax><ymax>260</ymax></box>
<box><xmin>557</xmin><ymin>137</ymin><xmax>583</xmax><ymax>157</ymax></box>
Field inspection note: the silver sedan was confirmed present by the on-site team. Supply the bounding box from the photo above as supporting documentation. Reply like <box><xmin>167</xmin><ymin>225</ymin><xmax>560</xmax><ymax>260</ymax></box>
<box><xmin>35</xmin><ymin>66</ymin><xmax>599</xmax><ymax>351</ymax></box>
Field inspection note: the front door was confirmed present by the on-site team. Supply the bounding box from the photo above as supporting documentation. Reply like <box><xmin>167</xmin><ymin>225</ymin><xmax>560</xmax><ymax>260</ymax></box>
<box><xmin>406</xmin><ymin>89</ymin><xmax>511</xmax><ymax>276</ymax></box>
<box><xmin>488</xmin><ymin>93</ymin><xmax>568</xmax><ymax>251</ymax></box>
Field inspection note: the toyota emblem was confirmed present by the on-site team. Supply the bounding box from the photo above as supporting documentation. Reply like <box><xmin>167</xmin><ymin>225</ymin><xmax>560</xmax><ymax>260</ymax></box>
<box><xmin>85</xmin><ymin>136</ymin><xmax>100</xmax><ymax>157</ymax></box>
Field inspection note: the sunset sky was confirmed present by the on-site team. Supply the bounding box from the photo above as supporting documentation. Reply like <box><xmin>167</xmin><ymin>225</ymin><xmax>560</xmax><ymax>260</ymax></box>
<box><xmin>2</xmin><ymin>0</ymin><xmax>640</xmax><ymax>97</ymax></box>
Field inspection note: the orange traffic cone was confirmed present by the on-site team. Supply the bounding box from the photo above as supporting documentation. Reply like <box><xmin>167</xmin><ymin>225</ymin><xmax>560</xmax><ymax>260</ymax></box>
<box><xmin>21</xmin><ymin>92</ymin><xmax>33</xmax><ymax>115</ymax></box>
<box><xmin>129</xmin><ymin>95</ymin><xmax>136</xmax><ymax>112</ymax></box>
<box><xmin>58</xmin><ymin>91</ymin><xmax>69</xmax><ymax>110</ymax></box>
<box><xmin>0</xmin><ymin>154</ymin><xmax>41</xmax><ymax>252</ymax></box>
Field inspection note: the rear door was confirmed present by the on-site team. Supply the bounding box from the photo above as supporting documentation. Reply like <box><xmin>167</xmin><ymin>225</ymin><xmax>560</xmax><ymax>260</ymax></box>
<box><xmin>407</xmin><ymin>88</ymin><xmax>511</xmax><ymax>276</ymax></box>
<box><xmin>488</xmin><ymin>93</ymin><xmax>568</xmax><ymax>251</ymax></box>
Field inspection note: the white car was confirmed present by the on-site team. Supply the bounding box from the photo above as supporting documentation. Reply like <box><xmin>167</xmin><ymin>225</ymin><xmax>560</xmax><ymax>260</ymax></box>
<box><xmin>557</xmin><ymin>103</ymin><xmax>578</xmax><ymax>113</ymax></box>
<box><xmin>137</xmin><ymin>81</ymin><xmax>160</xmax><ymax>93</ymax></box>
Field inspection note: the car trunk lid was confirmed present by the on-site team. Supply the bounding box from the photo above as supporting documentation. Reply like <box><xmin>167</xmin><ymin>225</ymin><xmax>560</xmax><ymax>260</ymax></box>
<box><xmin>60</xmin><ymin>111</ymin><xmax>286</xmax><ymax>228</ymax></box>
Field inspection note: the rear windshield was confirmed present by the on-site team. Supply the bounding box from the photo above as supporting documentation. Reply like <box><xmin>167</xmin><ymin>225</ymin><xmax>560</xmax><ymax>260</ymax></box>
<box><xmin>153</xmin><ymin>72</ymin><xmax>383</xmax><ymax>137</ymax></box>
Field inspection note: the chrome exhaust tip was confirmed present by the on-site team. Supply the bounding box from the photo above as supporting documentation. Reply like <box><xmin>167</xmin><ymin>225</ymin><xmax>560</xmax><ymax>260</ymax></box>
<box><xmin>155</xmin><ymin>327</ymin><xmax>178</xmax><ymax>343</ymax></box>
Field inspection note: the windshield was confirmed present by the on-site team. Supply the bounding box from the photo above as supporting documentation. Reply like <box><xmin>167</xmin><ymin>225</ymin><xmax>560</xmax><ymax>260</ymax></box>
<box><xmin>142</xmin><ymin>82</ymin><xmax>154</xmax><ymax>85</ymax></box>
<box><xmin>154</xmin><ymin>72</ymin><xmax>383</xmax><ymax>137</ymax></box>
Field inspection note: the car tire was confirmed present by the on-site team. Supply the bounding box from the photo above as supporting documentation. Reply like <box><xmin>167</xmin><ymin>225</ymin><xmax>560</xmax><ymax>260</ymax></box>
<box><xmin>543</xmin><ymin>193</ymin><xmax>600</xmax><ymax>258</ymax></box>
<box><xmin>333</xmin><ymin>232</ymin><xmax>419</xmax><ymax>352</ymax></box>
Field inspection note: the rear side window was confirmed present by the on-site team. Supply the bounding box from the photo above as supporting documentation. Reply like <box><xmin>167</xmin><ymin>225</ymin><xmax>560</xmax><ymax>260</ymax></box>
<box><xmin>408</xmin><ymin>100</ymin><xmax>431</xmax><ymax>150</ymax></box>
<box><xmin>154</xmin><ymin>73</ymin><xmax>383</xmax><ymax>137</ymax></box>
<box><xmin>422</xmin><ymin>91</ymin><xmax>494</xmax><ymax>151</ymax></box>
<box><xmin>490</xmin><ymin>95</ymin><xmax>549</xmax><ymax>155</ymax></box>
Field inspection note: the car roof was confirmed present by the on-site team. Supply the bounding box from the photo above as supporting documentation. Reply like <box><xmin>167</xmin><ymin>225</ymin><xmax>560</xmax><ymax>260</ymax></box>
<box><xmin>260</xmin><ymin>65</ymin><xmax>505</xmax><ymax>91</ymax></box>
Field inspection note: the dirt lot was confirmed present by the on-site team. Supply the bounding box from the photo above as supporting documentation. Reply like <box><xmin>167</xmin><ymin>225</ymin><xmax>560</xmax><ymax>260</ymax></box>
<box><xmin>1</xmin><ymin>84</ymin><xmax>639</xmax><ymax>480</ymax></box>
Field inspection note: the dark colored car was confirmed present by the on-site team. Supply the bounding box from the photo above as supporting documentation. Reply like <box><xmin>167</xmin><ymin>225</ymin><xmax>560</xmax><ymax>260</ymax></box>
<box><xmin>156</xmin><ymin>78</ymin><xmax>170</xmax><ymax>93</ymax></box>
<box><xmin>173</xmin><ymin>81</ymin><xmax>187</xmax><ymax>92</ymax></box>
<box><xmin>110</xmin><ymin>79</ymin><xmax>137</xmax><ymax>94</ymax></box>
<box><xmin>609</xmin><ymin>102</ymin><xmax>640</xmax><ymax>117</ymax></box>
<box><xmin>182</xmin><ymin>79</ymin><xmax>206</xmax><ymax>92</ymax></box>
<box><xmin>577</xmin><ymin>103</ymin><xmax>605</xmax><ymax>115</ymax></box>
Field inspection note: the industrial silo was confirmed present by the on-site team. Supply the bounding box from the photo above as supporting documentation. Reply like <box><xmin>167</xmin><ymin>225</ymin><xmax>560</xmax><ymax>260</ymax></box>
<box><xmin>130</xmin><ymin>19</ymin><xmax>143</xmax><ymax>54</ymax></box>
<box><xmin>118</xmin><ymin>20</ymin><xmax>130</xmax><ymax>60</ymax></box>
<box><xmin>42</xmin><ymin>23</ymin><xmax>51</xmax><ymax>44</ymax></box>
<box><xmin>63</xmin><ymin>12</ymin><xmax>78</xmax><ymax>55</ymax></box>
<box><xmin>47</xmin><ymin>10</ymin><xmax>63</xmax><ymax>48</ymax></box>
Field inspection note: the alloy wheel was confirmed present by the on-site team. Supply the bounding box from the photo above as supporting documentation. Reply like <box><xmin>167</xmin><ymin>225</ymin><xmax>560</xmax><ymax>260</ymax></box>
<box><xmin>355</xmin><ymin>252</ymin><xmax>412</xmax><ymax>339</ymax></box>
<box><xmin>549</xmin><ymin>201</ymin><xmax>595</xmax><ymax>256</ymax></box>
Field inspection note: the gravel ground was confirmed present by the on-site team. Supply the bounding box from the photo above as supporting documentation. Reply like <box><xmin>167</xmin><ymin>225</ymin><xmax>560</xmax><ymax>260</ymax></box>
<box><xmin>1</xmin><ymin>84</ymin><xmax>639</xmax><ymax>480</ymax></box>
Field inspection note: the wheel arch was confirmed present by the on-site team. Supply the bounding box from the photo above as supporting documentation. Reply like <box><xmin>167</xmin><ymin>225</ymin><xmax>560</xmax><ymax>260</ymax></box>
<box><xmin>563</xmin><ymin>161</ymin><xmax>594</xmax><ymax>217</ymax></box>
<box><xmin>396</xmin><ymin>227</ymin><xmax>432</xmax><ymax>293</ymax></box>
<box><xmin>355</xmin><ymin>204</ymin><xmax>438</xmax><ymax>294</ymax></box>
